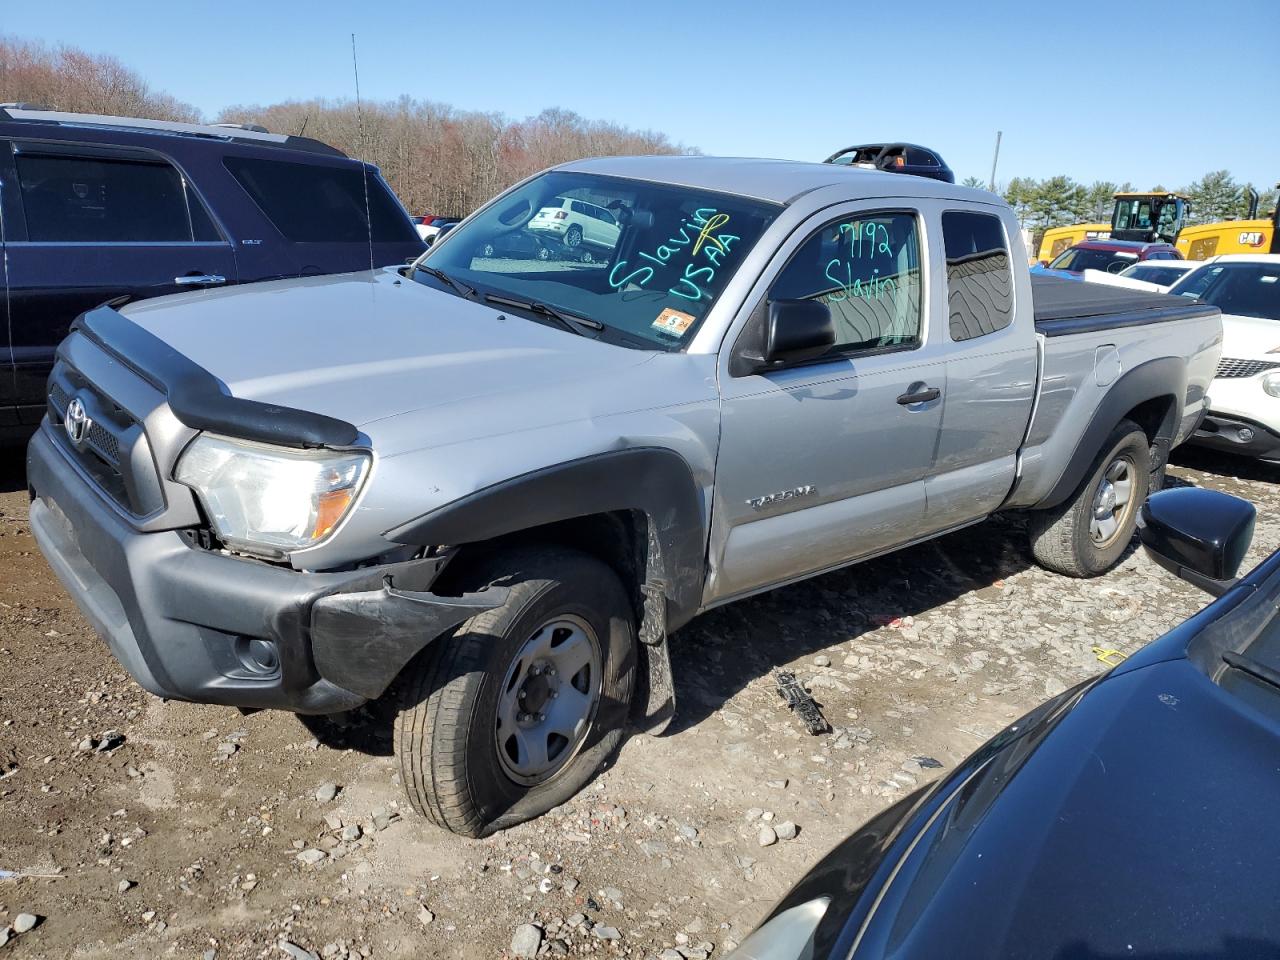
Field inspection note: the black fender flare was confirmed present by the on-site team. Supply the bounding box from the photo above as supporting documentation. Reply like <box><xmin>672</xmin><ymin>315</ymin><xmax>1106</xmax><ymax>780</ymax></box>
<box><xmin>1035</xmin><ymin>356</ymin><xmax>1185</xmax><ymax>510</ymax></box>
<box><xmin>383</xmin><ymin>447</ymin><xmax>707</xmax><ymax>632</ymax></box>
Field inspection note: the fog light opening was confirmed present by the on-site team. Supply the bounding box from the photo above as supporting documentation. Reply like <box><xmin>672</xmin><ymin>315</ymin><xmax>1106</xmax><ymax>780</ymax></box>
<box><xmin>1238</xmin><ymin>427</ymin><xmax>1255</xmax><ymax>443</ymax></box>
<box><xmin>234</xmin><ymin>637</ymin><xmax>280</xmax><ymax>676</ymax></box>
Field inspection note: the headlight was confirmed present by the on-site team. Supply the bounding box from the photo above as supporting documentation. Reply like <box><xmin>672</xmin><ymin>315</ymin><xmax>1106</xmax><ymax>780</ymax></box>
<box><xmin>724</xmin><ymin>897</ymin><xmax>830</xmax><ymax>960</ymax></box>
<box><xmin>175</xmin><ymin>435</ymin><xmax>370</xmax><ymax>556</ymax></box>
<box><xmin>1264</xmin><ymin>373</ymin><xmax>1280</xmax><ymax>398</ymax></box>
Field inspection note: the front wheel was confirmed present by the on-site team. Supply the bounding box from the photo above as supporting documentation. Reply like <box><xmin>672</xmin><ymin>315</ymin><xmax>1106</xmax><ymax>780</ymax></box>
<box><xmin>1028</xmin><ymin>419</ymin><xmax>1151</xmax><ymax>577</ymax></box>
<box><xmin>393</xmin><ymin>547</ymin><xmax>636</xmax><ymax>837</ymax></box>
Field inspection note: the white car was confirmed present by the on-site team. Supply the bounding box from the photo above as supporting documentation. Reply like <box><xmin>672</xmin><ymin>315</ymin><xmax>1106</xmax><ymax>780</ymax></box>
<box><xmin>1170</xmin><ymin>254</ymin><xmax>1280</xmax><ymax>459</ymax></box>
<box><xmin>527</xmin><ymin>196</ymin><xmax>620</xmax><ymax>257</ymax></box>
<box><xmin>1118</xmin><ymin>259</ymin><xmax>1199</xmax><ymax>292</ymax></box>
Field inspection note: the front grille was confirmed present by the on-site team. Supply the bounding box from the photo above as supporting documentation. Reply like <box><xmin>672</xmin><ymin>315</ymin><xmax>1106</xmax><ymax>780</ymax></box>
<box><xmin>1216</xmin><ymin>357</ymin><xmax>1280</xmax><ymax>379</ymax></box>
<box><xmin>47</xmin><ymin>361</ymin><xmax>165</xmax><ymax>516</ymax></box>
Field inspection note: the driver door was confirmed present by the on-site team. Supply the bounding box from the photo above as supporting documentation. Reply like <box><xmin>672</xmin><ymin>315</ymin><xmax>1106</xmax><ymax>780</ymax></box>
<box><xmin>706</xmin><ymin>202</ymin><xmax>947</xmax><ymax>604</ymax></box>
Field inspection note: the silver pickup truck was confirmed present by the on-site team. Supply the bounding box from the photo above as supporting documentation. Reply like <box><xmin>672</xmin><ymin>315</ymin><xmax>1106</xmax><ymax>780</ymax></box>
<box><xmin>27</xmin><ymin>157</ymin><xmax>1220</xmax><ymax>836</ymax></box>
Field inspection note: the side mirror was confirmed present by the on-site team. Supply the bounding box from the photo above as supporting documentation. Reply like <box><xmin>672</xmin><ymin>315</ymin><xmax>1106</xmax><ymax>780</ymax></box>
<box><xmin>764</xmin><ymin>299</ymin><xmax>835</xmax><ymax>366</ymax></box>
<box><xmin>1139</xmin><ymin>488</ymin><xmax>1256</xmax><ymax>596</ymax></box>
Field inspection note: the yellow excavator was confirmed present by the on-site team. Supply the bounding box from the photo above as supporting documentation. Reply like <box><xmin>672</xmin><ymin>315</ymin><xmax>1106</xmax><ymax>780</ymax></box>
<box><xmin>1035</xmin><ymin>191</ymin><xmax>1191</xmax><ymax>263</ymax></box>
<box><xmin>1174</xmin><ymin>187</ymin><xmax>1280</xmax><ymax>259</ymax></box>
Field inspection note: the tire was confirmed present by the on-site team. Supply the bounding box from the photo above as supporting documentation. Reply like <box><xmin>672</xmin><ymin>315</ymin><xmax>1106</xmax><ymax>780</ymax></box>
<box><xmin>480</xmin><ymin>242</ymin><xmax>496</xmax><ymax>257</ymax></box>
<box><xmin>536</xmin><ymin>245</ymin><xmax>551</xmax><ymax>261</ymax></box>
<box><xmin>563</xmin><ymin>224</ymin><xmax>583</xmax><ymax>248</ymax></box>
<box><xmin>393</xmin><ymin>547</ymin><xmax>636</xmax><ymax>837</ymax></box>
<box><xmin>1029</xmin><ymin>419</ymin><xmax>1151</xmax><ymax>577</ymax></box>
<box><xmin>580</xmin><ymin>249</ymin><xmax>595</xmax><ymax>263</ymax></box>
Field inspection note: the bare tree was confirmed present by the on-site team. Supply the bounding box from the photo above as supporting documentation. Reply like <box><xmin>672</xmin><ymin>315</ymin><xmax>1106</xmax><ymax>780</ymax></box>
<box><xmin>0</xmin><ymin>35</ymin><xmax>199</xmax><ymax>120</ymax></box>
<box><xmin>218</xmin><ymin>99</ymin><xmax>693</xmax><ymax>216</ymax></box>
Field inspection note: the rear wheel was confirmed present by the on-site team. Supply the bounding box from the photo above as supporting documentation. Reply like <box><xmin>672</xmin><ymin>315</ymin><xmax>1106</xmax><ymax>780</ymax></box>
<box><xmin>393</xmin><ymin>547</ymin><xmax>636</xmax><ymax>837</ymax></box>
<box><xmin>563</xmin><ymin>224</ymin><xmax>583</xmax><ymax>248</ymax></box>
<box><xmin>1029</xmin><ymin>419</ymin><xmax>1150</xmax><ymax>577</ymax></box>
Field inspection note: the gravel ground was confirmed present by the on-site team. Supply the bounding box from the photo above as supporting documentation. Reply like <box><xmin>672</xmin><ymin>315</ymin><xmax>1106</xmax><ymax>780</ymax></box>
<box><xmin>0</xmin><ymin>445</ymin><xmax>1276</xmax><ymax>959</ymax></box>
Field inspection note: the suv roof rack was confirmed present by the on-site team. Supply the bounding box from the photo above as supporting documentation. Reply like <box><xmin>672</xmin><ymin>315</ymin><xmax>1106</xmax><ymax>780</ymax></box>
<box><xmin>0</xmin><ymin>108</ymin><xmax>347</xmax><ymax>158</ymax></box>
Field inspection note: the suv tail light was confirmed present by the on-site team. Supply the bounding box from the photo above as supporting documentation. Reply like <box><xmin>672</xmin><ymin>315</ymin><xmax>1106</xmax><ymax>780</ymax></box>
<box><xmin>554</xmin><ymin>211</ymin><xmax>568</xmax><ymax>219</ymax></box>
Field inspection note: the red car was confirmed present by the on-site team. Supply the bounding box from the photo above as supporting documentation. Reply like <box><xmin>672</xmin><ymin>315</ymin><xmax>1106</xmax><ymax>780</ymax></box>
<box><xmin>1036</xmin><ymin>238</ymin><xmax>1182</xmax><ymax>277</ymax></box>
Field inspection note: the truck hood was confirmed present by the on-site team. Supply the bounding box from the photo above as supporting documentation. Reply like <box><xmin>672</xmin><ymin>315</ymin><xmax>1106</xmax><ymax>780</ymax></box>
<box><xmin>1220</xmin><ymin>312</ymin><xmax>1280</xmax><ymax>359</ymax></box>
<box><xmin>120</xmin><ymin>269</ymin><xmax>657</xmax><ymax>430</ymax></box>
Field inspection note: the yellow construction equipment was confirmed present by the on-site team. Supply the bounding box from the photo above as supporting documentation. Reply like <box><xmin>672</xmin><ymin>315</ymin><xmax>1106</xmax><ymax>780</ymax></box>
<box><xmin>1036</xmin><ymin>223</ymin><xmax>1111</xmax><ymax>263</ymax></box>
<box><xmin>1174</xmin><ymin>188</ymin><xmax>1279</xmax><ymax>259</ymax></box>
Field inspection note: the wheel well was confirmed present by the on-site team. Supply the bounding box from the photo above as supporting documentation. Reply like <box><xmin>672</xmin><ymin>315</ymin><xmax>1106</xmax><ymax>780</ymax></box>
<box><xmin>1124</xmin><ymin>395</ymin><xmax>1177</xmax><ymax>444</ymax></box>
<box><xmin>438</xmin><ymin>510</ymin><xmax>648</xmax><ymax>618</ymax></box>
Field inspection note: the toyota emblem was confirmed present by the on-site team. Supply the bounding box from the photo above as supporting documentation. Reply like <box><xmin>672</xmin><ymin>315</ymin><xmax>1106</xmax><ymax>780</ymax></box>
<box><xmin>65</xmin><ymin>397</ymin><xmax>92</xmax><ymax>445</ymax></box>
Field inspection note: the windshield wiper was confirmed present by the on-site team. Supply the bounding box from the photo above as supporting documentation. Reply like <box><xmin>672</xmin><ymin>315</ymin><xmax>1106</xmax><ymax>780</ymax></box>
<box><xmin>416</xmin><ymin>265</ymin><xmax>476</xmax><ymax>300</ymax></box>
<box><xmin>483</xmin><ymin>293</ymin><xmax>603</xmax><ymax>337</ymax></box>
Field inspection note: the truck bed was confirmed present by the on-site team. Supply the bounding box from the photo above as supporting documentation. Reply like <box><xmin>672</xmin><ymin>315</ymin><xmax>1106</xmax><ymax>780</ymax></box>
<box><xmin>1004</xmin><ymin>274</ymin><xmax>1223</xmax><ymax>511</ymax></box>
<box><xmin>1031</xmin><ymin>274</ymin><xmax>1217</xmax><ymax>336</ymax></box>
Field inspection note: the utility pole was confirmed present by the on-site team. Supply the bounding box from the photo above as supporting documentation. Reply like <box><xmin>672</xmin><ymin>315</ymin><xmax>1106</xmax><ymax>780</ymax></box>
<box><xmin>988</xmin><ymin>131</ymin><xmax>1003</xmax><ymax>192</ymax></box>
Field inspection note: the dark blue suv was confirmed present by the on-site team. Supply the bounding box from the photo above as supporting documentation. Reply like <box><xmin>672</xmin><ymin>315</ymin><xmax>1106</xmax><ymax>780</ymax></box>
<box><xmin>0</xmin><ymin>106</ymin><xmax>425</xmax><ymax>439</ymax></box>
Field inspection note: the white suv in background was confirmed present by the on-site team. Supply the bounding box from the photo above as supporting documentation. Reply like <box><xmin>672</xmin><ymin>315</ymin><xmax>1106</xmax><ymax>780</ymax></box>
<box><xmin>1172</xmin><ymin>255</ymin><xmax>1280</xmax><ymax>460</ymax></box>
<box><xmin>527</xmin><ymin>196</ymin><xmax>620</xmax><ymax>257</ymax></box>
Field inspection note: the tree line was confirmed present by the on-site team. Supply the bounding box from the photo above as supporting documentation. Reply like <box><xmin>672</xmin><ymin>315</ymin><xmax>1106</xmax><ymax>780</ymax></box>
<box><xmin>960</xmin><ymin>172</ymin><xmax>1278</xmax><ymax>243</ymax></box>
<box><xmin>3</xmin><ymin>35</ymin><xmax>1273</xmax><ymax>234</ymax></box>
<box><xmin>0</xmin><ymin>36</ymin><xmax>689</xmax><ymax>218</ymax></box>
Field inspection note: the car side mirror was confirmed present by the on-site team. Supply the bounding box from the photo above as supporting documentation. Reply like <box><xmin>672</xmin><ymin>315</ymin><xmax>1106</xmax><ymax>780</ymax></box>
<box><xmin>1139</xmin><ymin>488</ymin><xmax>1256</xmax><ymax>596</ymax></box>
<box><xmin>764</xmin><ymin>300</ymin><xmax>835</xmax><ymax>366</ymax></box>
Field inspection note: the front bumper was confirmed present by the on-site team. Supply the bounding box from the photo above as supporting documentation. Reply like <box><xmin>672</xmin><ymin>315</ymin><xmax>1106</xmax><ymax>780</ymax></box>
<box><xmin>1190</xmin><ymin>411</ymin><xmax>1280</xmax><ymax>460</ymax></box>
<box><xmin>27</xmin><ymin>424</ymin><xmax>503</xmax><ymax>713</ymax></box>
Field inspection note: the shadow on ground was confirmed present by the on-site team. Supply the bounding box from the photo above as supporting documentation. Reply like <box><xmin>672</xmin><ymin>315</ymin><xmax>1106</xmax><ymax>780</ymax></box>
<box><xmin>1171</xmin><ymin>445</ymin><xmax>1280</xmax><ymax>484</ymax></box>
<box><xmin>306</xmin><ymin>513</ymin><xmax>1040</xmax><ymax>755</ymax></box>
<box><xmin>665</xmin><ymin>514</ymin><xmax>1037</xmax><ymax>734</ymax></box>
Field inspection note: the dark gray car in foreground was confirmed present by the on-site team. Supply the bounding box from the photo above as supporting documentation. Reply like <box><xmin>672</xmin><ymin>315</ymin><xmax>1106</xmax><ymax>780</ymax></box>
<box><xmin>728</xmin><ymin>486</ymin><xmax>1280</xmax><ymax>960</ymax></box>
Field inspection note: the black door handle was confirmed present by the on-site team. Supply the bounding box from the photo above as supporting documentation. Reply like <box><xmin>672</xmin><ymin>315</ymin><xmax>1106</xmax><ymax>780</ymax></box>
<box><xmin>897</xmin><ymin>386</ymin><xmax>941</xmax><ymax>405</ymax></box>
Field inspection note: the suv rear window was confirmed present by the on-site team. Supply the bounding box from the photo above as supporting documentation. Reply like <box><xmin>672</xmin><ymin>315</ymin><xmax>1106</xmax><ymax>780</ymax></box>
<box><xmin>16</xmin><ymin>153</ymin><xmax>220</xmax><ymax>243</ymax></box>
<box><xmin>223</xmin><ymin>156</ymin><xmax>418</xmax><ymax>244</ymax></box>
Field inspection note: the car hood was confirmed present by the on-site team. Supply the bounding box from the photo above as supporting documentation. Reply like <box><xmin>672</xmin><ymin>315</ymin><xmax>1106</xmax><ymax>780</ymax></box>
<box><xmin>1219</xmin><ymin>312</ymin><xmax>1280</xmax><ymax>359</ymax></box>
<box><xmin>120</xmin><ymin>269</ymin><xmax>658</xmax><ymax>431</ymax></box>
<box><xmin>826</xmin><ymin>658</ymin><xmax>1280</xmax><ymax>958</ymax></box>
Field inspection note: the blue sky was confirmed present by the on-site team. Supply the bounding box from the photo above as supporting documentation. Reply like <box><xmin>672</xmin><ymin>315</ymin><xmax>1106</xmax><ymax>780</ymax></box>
<box><xmin>7</xmin><ymin>0</ymin><xmax>1279</xmax><ymax>190</ymax></box>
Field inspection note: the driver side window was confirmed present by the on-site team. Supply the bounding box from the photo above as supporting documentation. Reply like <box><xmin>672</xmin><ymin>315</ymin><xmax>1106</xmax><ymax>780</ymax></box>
<box><xmin>770</xmin><ymin>212</ymin><xmax>923</xmax><ymax>354</ymax></box>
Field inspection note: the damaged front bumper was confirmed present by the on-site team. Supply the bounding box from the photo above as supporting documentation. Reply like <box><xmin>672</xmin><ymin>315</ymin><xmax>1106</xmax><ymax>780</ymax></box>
<box><xmin>27</xmin><ymin>425</ymin><xmax>503</xmax><ymax>714</ymax></box>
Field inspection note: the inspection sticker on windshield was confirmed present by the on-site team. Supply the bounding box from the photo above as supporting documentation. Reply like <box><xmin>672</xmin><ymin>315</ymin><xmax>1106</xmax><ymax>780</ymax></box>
<box><xmin>652</xmin><ymin>307</ymin><xmax>696</xmax><ymax>337</ymax></box>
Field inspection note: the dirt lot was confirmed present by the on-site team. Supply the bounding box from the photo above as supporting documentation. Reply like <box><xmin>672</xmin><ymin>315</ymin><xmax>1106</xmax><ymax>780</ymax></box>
<box><xmin>0</xmin><ymin>447</ymin><xmax>1276</xmax><ymax>960</ymax></box>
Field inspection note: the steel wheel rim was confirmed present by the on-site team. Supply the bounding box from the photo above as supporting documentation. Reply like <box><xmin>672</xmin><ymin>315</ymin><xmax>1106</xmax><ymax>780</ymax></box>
<box><xmin>1090</xmin><ymin>455</ymin><xmax>1136</xmax><ymax>546</ymax></box>
<box><xmin>495</xmin><ymin>614</ymin><xmax>602</xmax><ymax>786</ymax></box>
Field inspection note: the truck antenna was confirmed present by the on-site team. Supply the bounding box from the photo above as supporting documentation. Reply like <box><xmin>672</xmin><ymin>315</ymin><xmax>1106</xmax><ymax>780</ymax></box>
<box><xmin>988</xmin><ymin>130</ymin><xmax>1003</xmax><ymax>193</ymax></box>
<box><xmin>351</xmin><ymin>33</ymin><xmax>375</xmax><ymax>273</ymax></box>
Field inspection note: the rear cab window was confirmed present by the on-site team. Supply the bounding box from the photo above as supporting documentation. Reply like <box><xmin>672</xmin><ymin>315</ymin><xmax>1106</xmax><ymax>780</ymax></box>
<box><xmin>941</xmin><ymin>211</ymin><xmax>1014</xmax><ymax>341</ymax></box>
<box><xmin>223</xmin><ymin>155</ymin><xmax>418</xmax><ymax>244</ymax></box>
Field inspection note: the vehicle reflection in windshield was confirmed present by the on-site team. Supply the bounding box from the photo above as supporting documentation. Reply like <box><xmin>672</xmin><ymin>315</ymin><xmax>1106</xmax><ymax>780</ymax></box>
<box><xmin>420</xmin><ymin>170</ymin><xmax>779</xmax><ymax>350</ymax></box>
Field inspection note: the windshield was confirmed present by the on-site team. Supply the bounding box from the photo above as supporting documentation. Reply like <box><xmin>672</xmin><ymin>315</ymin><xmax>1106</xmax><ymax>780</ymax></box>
<box><xmin>1120</xmin><ymin>264</ymin><xmax>1191</xmax><ymax>286</ymax></box>
<box><xmin>417</xmin><ymin>171</ymin><xmax>780</xmax><ymax>349</ymax></box>
<box><xmin>1169</xmin><ymin>261</ymin><xmax>1280</xmax><ymax>321</ymax></box>
<box><xmin>1048</xmin><ymin>247</ymin><xmax>1139</xmax><ymax>273</ymax></box>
